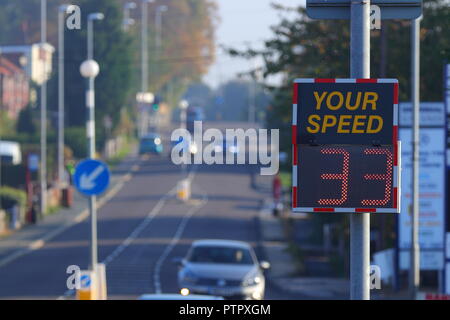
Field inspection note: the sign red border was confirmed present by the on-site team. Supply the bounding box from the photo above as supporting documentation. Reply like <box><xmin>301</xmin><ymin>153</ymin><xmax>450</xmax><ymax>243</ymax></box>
<box><xmin>292</xmin><ymin>78</ymin><xmax>400</xmax><ymax>214</ymax></box>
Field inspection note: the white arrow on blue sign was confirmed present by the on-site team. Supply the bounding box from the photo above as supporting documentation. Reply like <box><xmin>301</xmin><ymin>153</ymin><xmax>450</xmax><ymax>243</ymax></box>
<box><xmin>73</xmin><ymin>159</ymin><xmax>110</xmax><ymax>196</ymax></box>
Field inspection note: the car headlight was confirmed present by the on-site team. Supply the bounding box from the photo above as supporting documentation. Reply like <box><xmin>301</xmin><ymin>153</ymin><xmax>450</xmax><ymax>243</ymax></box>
<box><xmin>189</xmin><ymin>143</ymin><xmax>198</xmax><ymax>154</ymax></box>
<box><xmin>242</xmin><ymin>275</ymin><xmax>261</xmax><ymax>287</ymax></box>
<box><xmin>154</xmin><ymin>138</ymin><xmax>161</xmax><ymax>145</ymax></box>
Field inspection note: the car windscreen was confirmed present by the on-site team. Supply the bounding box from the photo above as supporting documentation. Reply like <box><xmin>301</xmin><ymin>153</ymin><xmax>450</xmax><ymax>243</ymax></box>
<box><xmin>188</xmin><ymin>246</ymin><xmax>254</xmax><ymax>265</ymax></box>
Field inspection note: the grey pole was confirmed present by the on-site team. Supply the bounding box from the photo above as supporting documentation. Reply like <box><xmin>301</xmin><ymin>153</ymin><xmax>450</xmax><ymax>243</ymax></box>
<box><xmin>142</xmin><ymin>0</ymin><xmax>150</xmax><ymax>94</ymax></box>
<box><xmin>58</xmin><ymin>5</ymin><xmax>69</xmax><ymax>188</ymax></box>
<box><xmin>85</xmin><ymin>13</ymin><xmax>103</xmax><ymax>270</ymax></box>
<box><xmin>140</xmin><ymin>0</ymin><xmax>153</xmax><ymax>137</ymax></box>
<box><xmin>155</xmin><ymin>5</ymin><xmax>167</xmax><ymax>50</ymax></box>
<box><xmin>87</xmin><ymin>74</ymin><xmax>97</xmax><ymax>270</ymax></box>
<box><xmin>410</xmin><ymin>16</ymin><xmax>422</xmax><ymax>300</ymax></box>
<box><xmin>350</xmin><ymin>0</ymin><xmax>371</xmax><ymax>300</ymax></box>
<box><xmin>40</xmin><ymin>0</ymin><xmax>48</xmax><ymax>216</ymax></box>
<box><xmin>179</xmin><ymin>100</ymin><xmax>188</xmax><ymax>179</ymax></box>
<box><xmin>154</xmin><ymin>5</ymin><xmax>167</xmax><ymax>130</ymax></box>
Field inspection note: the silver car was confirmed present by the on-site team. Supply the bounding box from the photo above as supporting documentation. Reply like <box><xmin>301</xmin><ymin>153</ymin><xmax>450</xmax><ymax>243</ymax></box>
<box><xmin>175</xmin><ymin>239</ymin><xmax>270</xmax><ymax>300</ymax></box>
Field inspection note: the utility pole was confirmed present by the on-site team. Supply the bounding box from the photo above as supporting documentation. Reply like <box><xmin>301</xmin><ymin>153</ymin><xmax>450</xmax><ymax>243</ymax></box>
<box><xmin>40</xmin><ymin>0</ymin><xmax>48</xmax><ymax>215</ymax></box>
<box><xmin>349</xmin><ymin>0</ymin><xmax>371</xmax><ymax>300</ymax></box>
<box><xmin>410</xmin><ymin>16</ymin><xmax>422</xmax><ymax>300</ymax></box>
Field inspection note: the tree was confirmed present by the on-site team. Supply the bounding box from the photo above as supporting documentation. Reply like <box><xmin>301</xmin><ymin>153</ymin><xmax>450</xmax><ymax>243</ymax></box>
<box><xmin>16</xmin><ymin>106</ymin><xmax>37</xmax><ymax>136</ymax></box>
<box><xmin>0</xmin><ymin>0</ymin><xmax>218</xmax><ymax>144</ymax></box>
<box><xmin>49</xmin><ymin>0</ymin><xmax>136</xmax><ymax>151</ymax></box>
<box><xmin>120</xmin><ymin>0</ymin><xmax>218</xmax><ymax>106</ymax></box>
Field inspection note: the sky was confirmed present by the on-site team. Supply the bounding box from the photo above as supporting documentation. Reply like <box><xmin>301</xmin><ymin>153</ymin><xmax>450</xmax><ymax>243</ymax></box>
<box><xmin>203</xmin><ymin>0</ymin><xmax>305</xmax><ymax>89</ymax></box>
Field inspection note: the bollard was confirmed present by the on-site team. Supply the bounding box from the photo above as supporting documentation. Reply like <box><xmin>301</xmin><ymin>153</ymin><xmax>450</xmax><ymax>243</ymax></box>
<box><xmin>177</xmin><ymin>179</ymin><xmax>191</xmax><ymax>201</ymax></box>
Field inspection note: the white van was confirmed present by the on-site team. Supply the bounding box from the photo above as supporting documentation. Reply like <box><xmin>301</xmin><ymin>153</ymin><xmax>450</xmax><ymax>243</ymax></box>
<box><xmin>0</xmin><ymin>141</ymin><xmax>22</xmax><ymax>165</ymax></box>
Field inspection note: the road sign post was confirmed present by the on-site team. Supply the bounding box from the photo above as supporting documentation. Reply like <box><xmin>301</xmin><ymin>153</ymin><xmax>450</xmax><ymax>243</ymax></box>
<box><xmin>74</xmin><ymin>159</ymin><xmax>110</xmax><ymax>283</ymax></box>
<box><xmin>350</xmin><ymin>0</ymin><xmax>371</xmax><ymax>301</ymax></box>
<box><xmin>410</xmin><ymin>15</ymin><xmax>422</xmax><ymax>300</ymax></box>
<box><xmin>293</xmin><ymin>78</ymin><xmax>400</xmax><ymax>299</ymax></box>
<box><xmin>302</xmin><ymin>0</ymin><xmax>421</xmax><ymax>300</ymax></box>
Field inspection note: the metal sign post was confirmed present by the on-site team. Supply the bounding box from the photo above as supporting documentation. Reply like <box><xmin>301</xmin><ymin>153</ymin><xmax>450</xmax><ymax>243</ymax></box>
<box><xmin>350</xmin><ymin>0</ymin><xmax>371</xmax><ymax>301</ymax></box>
<box><xmin>410</xmin><ymin>16</ymin><xmax>422</xmax><ymax>300</ymax></box>
<box><xmin>302</xmin><ymin>0</ymin><xmax>422</xmax><ymax>300</ymax></box>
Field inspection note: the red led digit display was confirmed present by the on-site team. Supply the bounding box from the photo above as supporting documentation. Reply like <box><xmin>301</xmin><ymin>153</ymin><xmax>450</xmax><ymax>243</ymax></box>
<box><xmin>361</xmin><ymin>148</ymin><xmax>393</xmax><ymax>206</ymax></box>
<box><xmin>318</xmin><ymin>148</ymin><xmax>350</xmax><ymax>206</ymax></box>
<box><xmin>296</xmin><ymin>145</ymin><xmax>396</xmax><ymax>210</ymax></box>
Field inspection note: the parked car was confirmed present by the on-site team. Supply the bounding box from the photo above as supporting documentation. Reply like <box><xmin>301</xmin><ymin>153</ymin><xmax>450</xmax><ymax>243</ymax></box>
<box><xmin>139</xmin><ymin>133</ymin><xmax>163</xmax><ymax>155</ymax></box>
<box><xmin>175</xmin><ymin>239</ymin><xmax>270</xmax><ymax>300</ymax></box>
<box><xmin>0</xmin><ymin>140</ymin><xmax>22</xmax><ymax>165</ymax></box>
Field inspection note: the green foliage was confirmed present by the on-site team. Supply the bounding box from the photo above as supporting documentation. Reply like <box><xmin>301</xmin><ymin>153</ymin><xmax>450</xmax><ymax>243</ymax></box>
<box><xmin>65</xmin><ymin>127</ymin><xmax>87</xmax><ymax>159</ymax></box>
<box><xmin>0</xmin><ymin>111</ymin><xmax>16</xmax><ymax>137</ymax></box>
<box><xmin>16</xmin><ymin>106</ymin><xmax>37</xmax><ymax>136</ymax></box>
<box><xmin>0</xmin><ymin>186</ymin><xmax>27</xmax><ymax>208</ymax></box>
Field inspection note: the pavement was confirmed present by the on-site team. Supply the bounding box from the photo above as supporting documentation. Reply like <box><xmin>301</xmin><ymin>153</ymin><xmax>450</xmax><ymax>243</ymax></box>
<box><xmin>256</xmin><ymin>199</ymin><xmax>350</xmax><ymax>300</ymax></box>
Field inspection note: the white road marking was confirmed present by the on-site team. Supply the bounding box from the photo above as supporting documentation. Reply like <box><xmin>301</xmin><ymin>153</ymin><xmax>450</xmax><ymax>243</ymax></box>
<box><xmin>152</xmin><ymin>190</ymin><xmax>208</xmax><ymax>294</ymax></box>
<box><xmin>61</xmin><ymin>166</ymin><xmax>198</xmax><ymax>299</ymax></box>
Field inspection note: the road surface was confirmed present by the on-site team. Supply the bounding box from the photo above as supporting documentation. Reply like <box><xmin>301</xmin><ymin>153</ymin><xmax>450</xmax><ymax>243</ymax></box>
<box><xmin>0</xmin><ymin>123</ymin><xmax>297</xmax><ymax>300</ymax></box>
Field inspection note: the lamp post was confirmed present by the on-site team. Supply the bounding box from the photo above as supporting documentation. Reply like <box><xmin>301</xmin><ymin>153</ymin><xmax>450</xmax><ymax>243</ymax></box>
<box><xmin>40</xmin><ymin>0</ymin><xmax>48</xmax><ymax>215</ymax></box>
<box><xmin>410</xmin><ymin>15</ymin><xmax>422</xmax><ymax>300</ymax></box>
<box><xmin>58</xmin><ymin>4</ymin><xmax>76</xmax><ymax>188</ymax></box>
<box><xmin>154</xmin><ymin>5</ymin><xmax>167</xmax><ymax>130</ymax></box>
<box><xmin>178</xmin><ymin>100</ymin><xmax>190</xmax><ymax>200</ymax></box>
<box><xmin>80</xmin><ymin>59</ymin><xmax>100</xmax><ymax>270</ymax></box>
<box><xmin>82</xmin><ymin>12</ymin><xmax>103</xmax><ymax>270</ymax></box>
<box><xmin>123</xmin><ymin>2</ymin><xmax>136</xmax><ymax>31</ymax></box>
<box><xmin>179</xmin><ymin>99</ymin><xmax>189</xmax><ymax>176</ymax></box>
<box><xmin>140</xmin><ymin>0</ymin><xmax>154</xmax><ymax>137</ymax></box>
<box><xmin>155</xmin><ymin>5</ymin><xmax>168</xmax><ymax>50</ymax></box>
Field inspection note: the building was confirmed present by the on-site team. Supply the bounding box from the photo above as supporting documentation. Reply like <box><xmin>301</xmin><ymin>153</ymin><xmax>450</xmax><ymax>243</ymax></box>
<box><xmin>0</xmin><ymin>56</ymin><xmax>29</xmax><ymax>119</ymax></box>
<box><xmin>0</xmin><ymin>43</ymin><xmax>55</xmax><ymax>85</ymax></box>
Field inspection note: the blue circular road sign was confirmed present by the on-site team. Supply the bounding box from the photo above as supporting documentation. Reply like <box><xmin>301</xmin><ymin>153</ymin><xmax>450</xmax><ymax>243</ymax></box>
<box><xmin>73</xmin><ymin>159</ymin><xmax>110</xmax><ymax>196</ymax></box>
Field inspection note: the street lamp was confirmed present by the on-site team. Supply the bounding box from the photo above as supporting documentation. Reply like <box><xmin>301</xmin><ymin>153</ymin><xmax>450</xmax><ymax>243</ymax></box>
<box><xmin>123</xmin><ymin>2</ymin><xmax>136</xmax><ymax>31</ymax></box>
<box><xmin>88</xmin><ymin>13</ymin><xmax>104</xmax><ymax>61</ymax></box>
<box><xmin>80</xmin><ymin>58</ymin><xmax>100</xmax><ymax>271</ymax></box>
<box><xmin>141</xmin><ymin>0</ymin><xmax>153</xmax><ymax>94</ymax></box>
<box><xmin>40</xmin><ymin>0</ymin><xmax>48</xmax><ymax>216</ymax></box>
<box><xmin>140</xmin><ymin>0</ymin><xmax>154</xmax><ymax>137</ymax></box>
<box><xmin>58</xmin><ymin>4</ymin><xmax>77</xmax><ymax>188</ymax></box>
<box><xmin>82</xmin><ymin>12</ymin><xmax>103</xmax><ymax>271</ymax></box>
<box><xmin>155</xmin><ymin>5</ymin><xmax>168</xmax><ymax>49</ymax></box>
